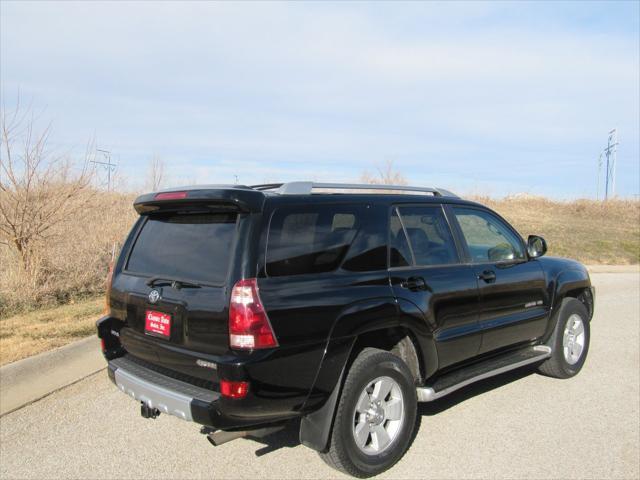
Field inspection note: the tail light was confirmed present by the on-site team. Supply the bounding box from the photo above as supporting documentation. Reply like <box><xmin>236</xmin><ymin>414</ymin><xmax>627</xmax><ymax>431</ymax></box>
<box><xmin>229</xmin><ymin>278</ymin><xmax>278</xmax><ymax>350</ymax></box>
<box><xmin>220</xmin><ymin>380</ymin><xmax>249</xmax><ymax>399</ymax></box>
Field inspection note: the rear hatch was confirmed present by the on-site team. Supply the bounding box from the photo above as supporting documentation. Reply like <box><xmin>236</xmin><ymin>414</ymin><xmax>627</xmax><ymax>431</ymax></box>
<box><xmin>109</xmin><ymin>187</ymin><xmax>263</xmax><ymax>382</ymax></box>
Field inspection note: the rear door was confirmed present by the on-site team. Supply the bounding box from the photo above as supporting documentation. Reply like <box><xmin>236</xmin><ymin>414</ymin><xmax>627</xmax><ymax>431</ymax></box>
<box><xmin>113</xmin><ymin>210</ymin><xmax>240</xmax><ymax>362</ymax></box>
<box><xmin>388</xmin><ymin>205</ymin><xmax>481</xmax><ymax>369</ymax></box>
<box><xmin>450</xmin><ymin>206</ymin><xmax>548</xmax><ymax>354</ymax></box>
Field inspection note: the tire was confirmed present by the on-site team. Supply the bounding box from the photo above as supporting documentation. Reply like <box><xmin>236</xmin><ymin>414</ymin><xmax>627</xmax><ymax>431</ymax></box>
<box><xmin>319</xmin><ymin>348</ymin><xmax>418</xmax><ymax>478</ymax></box>
<box><xmin>538</xmin><ymin>298</ymin><xmax>590</xmax><ymax>379</ymax></box>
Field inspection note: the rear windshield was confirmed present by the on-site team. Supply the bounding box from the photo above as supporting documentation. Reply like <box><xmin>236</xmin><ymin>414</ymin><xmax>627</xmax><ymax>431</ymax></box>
<box><xmin>266</xmin><ymin>205</ymin><xmax>359</xmax><ymax>277</ymax></box>
<box><xmin>126</xmin><ymin>212</ymin><xmax>237</xmax><ymax>284</ymax></box>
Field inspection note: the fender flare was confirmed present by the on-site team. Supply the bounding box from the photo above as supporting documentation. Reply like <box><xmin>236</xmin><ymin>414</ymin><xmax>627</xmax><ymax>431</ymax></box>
<box><xmin>298</xmin><ymin>298</ymin><xmax>434</xmax><ymax>452</ymax></box>
<box><xmin>542</xmin><ymin>268</ymin><xmax>592</xmax><ymax>341</ymax></box>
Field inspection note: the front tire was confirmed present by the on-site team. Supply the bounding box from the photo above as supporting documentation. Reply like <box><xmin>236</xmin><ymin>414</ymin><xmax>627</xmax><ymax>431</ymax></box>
<box><xmin>319</xmin><ymin>348</ymin><xmax>418</xmax><ymax>478</ymax></box>
<box><xmin>538</xmin><ymin>298</ymin><xmax>590</xmax><ymax>379</ymax></box>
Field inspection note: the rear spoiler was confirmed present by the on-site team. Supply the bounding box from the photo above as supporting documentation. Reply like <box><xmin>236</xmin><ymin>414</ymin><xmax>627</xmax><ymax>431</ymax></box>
<box><xmin>133</xmin><ymin>185</ymin><xmax>266</xmax><ymax>214</ymax></box>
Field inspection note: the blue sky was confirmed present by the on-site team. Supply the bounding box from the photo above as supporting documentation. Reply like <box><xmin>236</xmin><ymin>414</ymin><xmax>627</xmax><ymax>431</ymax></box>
<box><xmin>1</xmin><ymin>1</ymin><xmax>639</xmax><ymax>197</ymax></box>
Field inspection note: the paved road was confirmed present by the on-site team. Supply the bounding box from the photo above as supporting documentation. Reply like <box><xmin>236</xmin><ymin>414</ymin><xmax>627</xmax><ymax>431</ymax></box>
<box><xmin>1</xmin><ymin>273</ymin><xmax>638</xmax><ymax>479</ymax></box>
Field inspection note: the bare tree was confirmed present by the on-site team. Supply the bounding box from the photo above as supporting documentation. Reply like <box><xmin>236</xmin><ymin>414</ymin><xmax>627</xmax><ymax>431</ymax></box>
<box><xmin>0</xmin><ymin>102</ymin><xmax>94</xmax><ymax>274</ymax></box>
<box><xmin>360</xmin><ymin>159</ymin><xmax>408</xmax><ymax>185</ymax></box>
<box><xmin>146</xmin><ymin>154</ymin><xmax>165</xmax><ymax>191</ymax></box>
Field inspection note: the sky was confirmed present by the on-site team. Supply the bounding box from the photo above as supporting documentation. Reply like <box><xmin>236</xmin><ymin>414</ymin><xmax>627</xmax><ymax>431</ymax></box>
<box><xmin>1</xmin><ymin>1</ymin><xmax>639</xmax><ymax>198</ymax></box>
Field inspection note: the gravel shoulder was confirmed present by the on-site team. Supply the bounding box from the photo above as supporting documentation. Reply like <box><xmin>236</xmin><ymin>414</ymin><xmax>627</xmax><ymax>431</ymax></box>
<box><xmin>1</xmin><ymin>273</ymin><xmax>638</xmax><ymax>480</ymax></box>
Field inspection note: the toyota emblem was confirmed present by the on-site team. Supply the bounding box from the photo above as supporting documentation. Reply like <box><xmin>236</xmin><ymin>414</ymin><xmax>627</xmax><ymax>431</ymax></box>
<box><xmin>148</xmin><ymin>289</ymin><xmax>160</xmax><ymax>304</ymax></box>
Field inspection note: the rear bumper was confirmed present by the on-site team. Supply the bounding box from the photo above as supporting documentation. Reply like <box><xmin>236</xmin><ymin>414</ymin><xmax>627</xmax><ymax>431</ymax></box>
<box><xmin>98</xmin><ymin>315</ymin><xmax>330</xmax><ymax>430</ymax></box>
<box><xmin>107</xmin><ymin>354</ymin><xmax>299</xmax><ymax>430</ymax></box>
<box><xmin>108</xmin><ymin>356</ymin><xmax>218</xmax><ymax>423</ymax></box>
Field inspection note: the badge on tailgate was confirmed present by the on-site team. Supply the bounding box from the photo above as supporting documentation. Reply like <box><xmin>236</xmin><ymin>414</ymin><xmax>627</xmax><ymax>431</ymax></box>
<box><xmin>145</xmin><ymin>310</ymin><xmax>171</xmax><ymax>338</ymax></box>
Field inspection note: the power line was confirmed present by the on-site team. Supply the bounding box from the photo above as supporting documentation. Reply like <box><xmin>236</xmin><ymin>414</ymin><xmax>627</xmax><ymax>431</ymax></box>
<box><xmin>91</xmin><ymin>149</ymin><xmax>117</xmax><ymax>191</ymax></box>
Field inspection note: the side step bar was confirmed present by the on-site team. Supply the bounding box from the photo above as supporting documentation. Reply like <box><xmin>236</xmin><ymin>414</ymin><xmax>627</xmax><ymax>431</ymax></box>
<box><xmin>417</xmin><ymin>345</ymin><xmax>551</xmax><ymax>402</ymax></box>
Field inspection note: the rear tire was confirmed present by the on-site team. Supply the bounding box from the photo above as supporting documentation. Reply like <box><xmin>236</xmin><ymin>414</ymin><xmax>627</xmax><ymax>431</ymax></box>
<box><xmin>538</xmin><ymin>298</ymin><xmax>590</xmax><ymax>379</ymax></box>
<box><xmin>319</xmin><ymin>348</ymin><xmax>418</xmax><ymax>478</ymax></box>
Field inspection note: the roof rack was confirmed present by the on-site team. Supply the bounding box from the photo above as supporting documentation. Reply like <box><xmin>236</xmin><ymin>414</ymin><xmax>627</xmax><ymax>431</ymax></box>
<box><xmin>251</xmin><ymin>182</ymin><xmax>458</xmax><ymax>198</ymax></box>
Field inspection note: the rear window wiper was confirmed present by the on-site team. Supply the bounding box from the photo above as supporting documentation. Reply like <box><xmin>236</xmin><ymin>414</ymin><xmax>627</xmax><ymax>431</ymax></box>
<box><xmin>145</xmin><ymin>276</ymin><xmax>203</xmax><ymax>289</ymax></box>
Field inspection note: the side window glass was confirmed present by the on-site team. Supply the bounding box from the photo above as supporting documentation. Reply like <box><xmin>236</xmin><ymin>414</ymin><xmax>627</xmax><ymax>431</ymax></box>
<box><xmin>396</xmin><ymin>206</ymin><xmax>459</xmax><ymax>266</ymax></box>
<box><xmin>266</xmin><ymin>206</ymin><xmax>359</xmax><ymax>277</ymax></box>
<box><xmin>453</xmin><ymin>208</ymin><xmax>525</xmax><ymax>263</ymax></box>
<box><xmin>389</xmin><ymin>208</ymin><xmax>412</xmax><ymax>267</ymax></box>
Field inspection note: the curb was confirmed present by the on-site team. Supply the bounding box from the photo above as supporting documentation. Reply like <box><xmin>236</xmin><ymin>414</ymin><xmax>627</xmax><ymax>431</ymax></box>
<box><xmin>586</xmin><ymin>265</ymin><xmax>638</xmax><ymax>273</ymax></box>
<box><xmin>0</xmin><ymin>335</ymin><xmax>106</xmax><ymax>416</ymax></box>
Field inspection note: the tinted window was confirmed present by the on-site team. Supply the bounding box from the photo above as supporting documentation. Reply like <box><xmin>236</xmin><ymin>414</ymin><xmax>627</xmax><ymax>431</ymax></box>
<box><xmin>453</xmin><ymin>207</ymin><xmax>525</xmax><ymax>262</ymax></box>
<box><xmin>389</xmin><ymin>208</ymin><xmax>412</xmax><ymax>267</ymax></box>
<box><xmin>126</xmin><ymin>213</ymin><xmax>237</xmax><ymax>284</ymax></box>
<box><xmin>266</xmin><ymin>206</ymin><xmax>359</xmax><ymax>277</ymax></box>
<box><xmin>396</xmin><ymin>206</ymin><xmax>458</xmax><ymax>266</ymax></box>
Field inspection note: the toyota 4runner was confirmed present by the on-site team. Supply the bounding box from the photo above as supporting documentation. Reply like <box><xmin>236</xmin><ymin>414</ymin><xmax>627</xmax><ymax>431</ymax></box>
<box><xmin>97</xmin><ymin>182</ymin><xmax>594</xmax><ymax>477</ymax></box>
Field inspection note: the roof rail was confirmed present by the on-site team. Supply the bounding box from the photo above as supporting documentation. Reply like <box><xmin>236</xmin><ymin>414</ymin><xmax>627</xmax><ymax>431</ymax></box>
<box><xmin>252</xmin><ymin>182</ymin><xmax>458</xmax><ymax>198</ymax></box>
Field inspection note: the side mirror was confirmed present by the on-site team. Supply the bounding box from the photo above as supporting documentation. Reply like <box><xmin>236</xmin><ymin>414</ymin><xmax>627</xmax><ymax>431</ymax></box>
<box><xmin>527</xmin><ymin>235</ymin><xmax>547</xmax><ymax>258</ymax></box>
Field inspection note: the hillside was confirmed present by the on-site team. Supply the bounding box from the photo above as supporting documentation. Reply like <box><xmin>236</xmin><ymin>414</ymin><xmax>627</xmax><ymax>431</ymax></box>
<box><xmin>0</xmin><ymin>191</ymin><xmax>638</xmax><ymax>315</ymax></box>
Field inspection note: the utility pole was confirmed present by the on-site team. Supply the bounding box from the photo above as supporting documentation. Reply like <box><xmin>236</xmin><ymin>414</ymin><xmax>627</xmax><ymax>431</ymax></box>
<box><xmin>91</xmin><ymin>149</ymin><xmax>117</xmax><ymax>191</ymax></box>
<box><xmin>598</xmin><ymin>129</ymin><xmax>619</xmax><ymax>201</ymax></box>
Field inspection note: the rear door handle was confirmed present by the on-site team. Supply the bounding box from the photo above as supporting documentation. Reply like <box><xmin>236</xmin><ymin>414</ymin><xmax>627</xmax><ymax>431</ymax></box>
<box><xmin>401</xmin><ymin>276</ymin><xmax>427</xmax><ymax>291</ymax></box>
<box><xmin>478</xmin><ymin>270</ymin><xmax>496</xmax><ymax>283</ymax></box>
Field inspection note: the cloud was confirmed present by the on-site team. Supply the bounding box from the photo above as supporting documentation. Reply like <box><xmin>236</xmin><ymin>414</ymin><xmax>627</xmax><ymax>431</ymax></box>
<box><xmin>1</xmin><ymin>1</ymin><xmax>638</xmax><ymax>197</ymax></box>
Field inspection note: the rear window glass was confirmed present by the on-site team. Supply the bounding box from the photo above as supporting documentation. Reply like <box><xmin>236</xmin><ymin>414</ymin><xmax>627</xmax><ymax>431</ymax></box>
<box><xmin>126</xmin><ymin>213</ymin><xmax>237</xmax><ymax>284</ymax></box>
<box><xmin>266</xmin><ymin>206</ymin><xmax>359</xmax><ymax>277</ymax></box>
<box><xmin>396</xmin><ymin>206</ymin><xmax>459</xmax><ymax>266</ymax></box>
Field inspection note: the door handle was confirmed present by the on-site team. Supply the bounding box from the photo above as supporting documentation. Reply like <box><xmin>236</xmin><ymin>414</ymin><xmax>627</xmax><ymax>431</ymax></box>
<box><xmin>478</xmin><ymin>270</ymin><xmax>496</xmax><ymax>283</ymax></box>
<box><xmin>400</xmin><ymin>276</ymin><xmax>427</xmax><ymax>291</ymax></box>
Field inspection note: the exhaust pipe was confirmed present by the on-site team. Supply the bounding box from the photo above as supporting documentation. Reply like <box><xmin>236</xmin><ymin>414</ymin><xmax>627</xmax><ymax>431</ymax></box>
<box><xmin>207</xmin><ymin>430</ymin><xmax>248</xmax><ymax>446</ymax></box>
<box><xmin>205</xmin><ymin>426</ymin><xmax>284</xmax><ymax>447</ymax></box>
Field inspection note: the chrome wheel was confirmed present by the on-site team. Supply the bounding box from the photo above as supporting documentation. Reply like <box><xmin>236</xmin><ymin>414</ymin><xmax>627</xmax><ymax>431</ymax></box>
<box><xmin>563</xmin><ymin>314</ymin><xmax>586</xmax><ymax>365</ymax></box>
<box><xmin>352</xmin><ymin>376</ymin><xmax>404</xmax><ymax>455</ymax></box>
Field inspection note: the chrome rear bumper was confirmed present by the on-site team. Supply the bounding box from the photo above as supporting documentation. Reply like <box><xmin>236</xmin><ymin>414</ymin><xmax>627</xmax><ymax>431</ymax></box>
<box><xmin>109</xmin><ymin>356</ymin><xmax>219</xmax><ymax>423</ymax></box>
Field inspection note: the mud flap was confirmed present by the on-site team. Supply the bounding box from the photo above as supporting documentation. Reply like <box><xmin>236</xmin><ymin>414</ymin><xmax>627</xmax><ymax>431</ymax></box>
<box><xmin>299</xmin><ymin>367</ymin><xmax>344</xmax><ymax>453</ymax></box>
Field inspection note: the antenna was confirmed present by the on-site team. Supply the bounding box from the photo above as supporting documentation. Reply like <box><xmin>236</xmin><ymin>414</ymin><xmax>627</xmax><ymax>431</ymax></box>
<box><xmin>91</xmin><ymin>149</ymin><xmax>117</xmax><ymax>191</ymax></box>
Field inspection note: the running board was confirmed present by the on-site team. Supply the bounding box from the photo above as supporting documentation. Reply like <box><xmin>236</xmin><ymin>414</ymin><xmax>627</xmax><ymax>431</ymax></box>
<box><xmin>416</xmin><ymin>345</ymin><xmax>551</xmax><ymax>402</ymax></box>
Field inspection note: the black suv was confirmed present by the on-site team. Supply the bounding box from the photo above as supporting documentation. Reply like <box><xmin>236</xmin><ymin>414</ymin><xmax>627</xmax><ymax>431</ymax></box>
<box><xmin>97</xmin><ymin>182</ymin><xmax>594</xmax><ymax>477</ymax></box>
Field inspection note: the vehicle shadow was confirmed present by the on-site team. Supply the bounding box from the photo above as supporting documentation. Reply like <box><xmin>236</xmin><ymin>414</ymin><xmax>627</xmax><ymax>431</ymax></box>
<box><xmin>247</xmin><ymin>420</ymin><xmax>301</xmax><ymax>457</ymax></box>
<box><xmin>419</xmin><ymin>366</ymin><xmax>537</xmax><ymax>416</ymax></box>
<box><xmin>246</xmin><ymin>366</ymin><xmax>539</xmax><ymax>456</ymax></box>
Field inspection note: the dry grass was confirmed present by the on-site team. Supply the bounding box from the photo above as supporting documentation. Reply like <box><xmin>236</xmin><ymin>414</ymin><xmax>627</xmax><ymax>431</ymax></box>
<box><xmin>0</xmin><ymin>190</ymin><xmax>137</xmax><ymax>315</ymax></box>
<box><xmin>1</xmin><ymin>192</ymin><xmax>638</xmax><ymax>316</ymax></box>
<box><xmin>0</xmin><ymin>190</ymin><xmax>638</xmax><ymax>362</ymax></box>
<box><xmin>0</xmin><ymin>296</ymin><xmax>103</xmax><ymax>366</ymax></box>
<box><xmin>475</xmin><ymin>196</ymin><xmax>640</xmax><ymax>265</ymax></box>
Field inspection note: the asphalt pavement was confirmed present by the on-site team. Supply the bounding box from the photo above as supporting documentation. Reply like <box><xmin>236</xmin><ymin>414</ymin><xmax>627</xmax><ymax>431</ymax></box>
<box><xmin>1</xmin><ymin>272</ymin><xmax>638</xmax><ymax>479</ymax></box>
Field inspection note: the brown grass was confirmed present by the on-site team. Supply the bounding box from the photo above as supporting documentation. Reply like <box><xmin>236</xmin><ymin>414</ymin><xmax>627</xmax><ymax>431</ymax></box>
<box><xmin>0</xmin><ymin>190</ymin><xmax>137</xmax><ymax>315</ymax></box>
<box><xmin>0</xmin><ymin>190</ymin><xmax>637</xmax><ymax>362</ymax></box>
<box><xmin>0</xmin><ymin>297</ymin><xmax>102</xmax><ymax>365</ymax></box>
<box><xmin>0</xmin><ymin>190</ymin><xmax>638</xmax><ymax>324</ymax></box>
<box><xmin>475</xmin><ymin>195</ymin><xmax>640</xmax><ymax>265</ymax></box>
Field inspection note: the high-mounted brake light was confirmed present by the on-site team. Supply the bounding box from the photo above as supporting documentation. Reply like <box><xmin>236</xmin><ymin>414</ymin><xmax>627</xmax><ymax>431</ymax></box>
<box><xmin>229</xmin><ymin>278</ymin><xmax>278</xmax><ymax>350</ymax></box>
<box><xmin>220</xmin><ymin>380</ymin><xmax>249</xmax><ymax>399</ymax></box>
<box><xmin>154</xmin><ymin>191</ymin><xmax>188</xmax><ymax>200</ymax></box>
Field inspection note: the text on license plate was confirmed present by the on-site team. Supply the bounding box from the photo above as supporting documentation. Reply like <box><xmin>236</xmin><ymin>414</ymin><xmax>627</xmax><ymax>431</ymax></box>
<box><xmin>145</xmin><ymin>310</ymin><xmax>171</xmax><ymax>338</ymax></box>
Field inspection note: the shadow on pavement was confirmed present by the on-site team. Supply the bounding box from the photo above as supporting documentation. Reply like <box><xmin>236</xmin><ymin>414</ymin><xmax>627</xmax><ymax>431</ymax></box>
<box><xmin>247</xmin><ymin>419</ymin><xmax>301</xmax><ymax>457</ymax></box>
<box><xmin>245</xmin><ymin>366</ymin><xmax>539</xmax><ymax>456</ymax></box>
<box><xmin>419</xmin><ymin>366</ymin><xmax>537</xmax><ymax>416</ymax></box>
